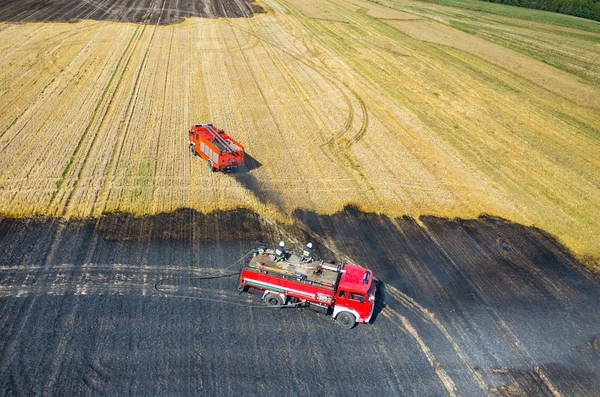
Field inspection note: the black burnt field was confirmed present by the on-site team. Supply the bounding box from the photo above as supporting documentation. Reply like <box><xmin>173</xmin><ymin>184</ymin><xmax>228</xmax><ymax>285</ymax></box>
<box><xmin>0</xmin><ymin>0</ymin><xmax>263</xmax><ymax>24</ymax></box>
<box><xmin>1</xmin><ymin>207</ymin><xmax>599</xmax><ymax>396</ymax></box>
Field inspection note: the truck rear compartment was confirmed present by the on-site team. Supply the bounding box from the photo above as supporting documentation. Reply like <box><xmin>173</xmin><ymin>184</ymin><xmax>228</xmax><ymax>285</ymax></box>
<box><xmin>247</xmin><ymin>250</ymin><xmax>339</xmax><ymax>287</ymax></box>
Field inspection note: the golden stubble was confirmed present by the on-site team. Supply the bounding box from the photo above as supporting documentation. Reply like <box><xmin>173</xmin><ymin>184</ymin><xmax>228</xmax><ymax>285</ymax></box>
<box><xmin>0</xmin><ymin>0</ymin><xmax>598</xmax><ymax>262</ymax></box>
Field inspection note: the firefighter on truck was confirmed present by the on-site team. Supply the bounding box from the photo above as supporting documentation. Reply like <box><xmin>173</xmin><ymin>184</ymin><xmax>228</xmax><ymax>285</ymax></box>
<box><xmin>238</xmin><ymin>242</ymin><xmax>376</xmax><ymax>329</ymax></box>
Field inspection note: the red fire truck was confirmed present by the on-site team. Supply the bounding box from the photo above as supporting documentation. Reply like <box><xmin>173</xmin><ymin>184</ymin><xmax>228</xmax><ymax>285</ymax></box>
<box><xmin>189</xmin><ymin>124</ymin><xmax>244</xmax><ymax>172</ymax></box>
<box><xmin>238</xmin><ymin>246</ymin><xmax>376</xmax><ymax>329</ymax></box>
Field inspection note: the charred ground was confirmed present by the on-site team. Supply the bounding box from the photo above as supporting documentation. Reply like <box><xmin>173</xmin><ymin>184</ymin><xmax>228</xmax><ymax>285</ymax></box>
<box><xmin>1</xmin><ymin>207</ymin><xmax>599</xmax><ymax>396</ymax></box>
<box><xmin>0</xmin><ymin>0</ymin><xmax>263</xmax><ymax>24</ymax></box>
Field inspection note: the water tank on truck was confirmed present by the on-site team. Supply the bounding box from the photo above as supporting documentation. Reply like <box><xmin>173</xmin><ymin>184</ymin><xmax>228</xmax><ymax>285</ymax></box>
<box><xmin>238</xmin><ymin>246</ymin><xmax>376</xmax><ymax>329</ymax></box>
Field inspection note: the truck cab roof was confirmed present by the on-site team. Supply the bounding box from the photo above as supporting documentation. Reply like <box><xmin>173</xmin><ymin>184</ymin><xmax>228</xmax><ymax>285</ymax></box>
<box><xmin>339</xmin><ymin>263</ymin><xmax>372</xmax><ymax>294</ymax></box>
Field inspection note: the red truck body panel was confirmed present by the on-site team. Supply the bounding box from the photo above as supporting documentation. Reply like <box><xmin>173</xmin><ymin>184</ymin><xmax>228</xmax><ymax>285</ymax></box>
<box><xmin>241</xmin><ymin>270</ymin><xmax>335</xmax><ymax>303</ymax></box>
<box><xmin>189</xmin><ymin>124</ymin><xmax>244</xmax><ymax>171</ymax></box>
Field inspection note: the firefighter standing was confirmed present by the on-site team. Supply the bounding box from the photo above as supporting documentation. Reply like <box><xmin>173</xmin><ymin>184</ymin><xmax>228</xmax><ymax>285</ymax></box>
<box><xmin>302</xmin><ymin>243</ymin><xmax>314</xmax><ymax>262</ymax></box>
<box><xmin>274</xmin><ymin>241</ymin><xmax>286</xmax><ymax>262</ymax></box>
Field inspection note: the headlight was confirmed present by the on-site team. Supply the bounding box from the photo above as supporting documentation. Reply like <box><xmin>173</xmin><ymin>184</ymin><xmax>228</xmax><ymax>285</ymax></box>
<box><xmin>369</xmin><ymin>294</ymin><xmax>375</xmax><ymax>302</ymax></box>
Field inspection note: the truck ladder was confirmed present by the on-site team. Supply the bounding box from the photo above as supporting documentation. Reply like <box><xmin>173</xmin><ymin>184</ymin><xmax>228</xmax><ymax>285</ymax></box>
<box><xmin>204</xmin><ymin>124</ymin><xmax>236</xmax><ymax>153</ymax></box>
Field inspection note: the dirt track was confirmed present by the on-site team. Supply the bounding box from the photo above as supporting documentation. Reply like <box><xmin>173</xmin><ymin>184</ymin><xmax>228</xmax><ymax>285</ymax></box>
<box><xmin>1</xmin><ymin>208</ymin><xmax>598</xmax><ymax>396</ymax></box>
<box><xmin>0</xmin><ymin>0</ymin><xmax>262</xmax><ymax>23</ymax></box>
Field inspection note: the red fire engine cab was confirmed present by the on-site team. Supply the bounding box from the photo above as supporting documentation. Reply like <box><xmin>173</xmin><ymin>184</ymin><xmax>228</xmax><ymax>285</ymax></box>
<box><xmin>238</xmin><ymin>246</ymin><xmax>376</xmax><ymax>329</ymax></box>
<box><xmin>189</xmin><ymin>124</ymin><xmax>245</xmax><ymax>172</ymax></box>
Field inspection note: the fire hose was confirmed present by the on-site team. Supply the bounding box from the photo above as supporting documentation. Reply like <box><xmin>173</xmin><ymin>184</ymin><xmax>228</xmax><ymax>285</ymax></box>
<box><xmin>153</xmin><ymin>247</ymin><xmax>302</xmax><ymax>309</ymax></box>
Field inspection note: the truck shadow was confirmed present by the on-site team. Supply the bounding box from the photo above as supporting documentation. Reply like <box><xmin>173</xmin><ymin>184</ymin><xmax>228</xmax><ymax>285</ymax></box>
<box><xmin>232</xmin><ymin>164</ymin><xmax>286</xmax><ymax>214</ymax></box>
<box><xmin>242</xmin><ymin>153</ymin><xmax>262</xmax><ymax>172</ymax></box>
<box><xmin>370</xmin><ymin>279</ymin><xmax>387</xmax><ymax>324</ymax></box>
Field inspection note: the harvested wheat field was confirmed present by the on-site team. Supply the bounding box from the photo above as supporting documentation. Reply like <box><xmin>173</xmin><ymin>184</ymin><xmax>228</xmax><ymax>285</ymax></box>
<box><xmin>1</xmin><ymin>0</ymin><xmax>599</xmax><ymax>261</ymax></box>
<box><xmin>1</xmin><ymin>0</ymin><xmax>599</xmax><ymax>395</ymax></box>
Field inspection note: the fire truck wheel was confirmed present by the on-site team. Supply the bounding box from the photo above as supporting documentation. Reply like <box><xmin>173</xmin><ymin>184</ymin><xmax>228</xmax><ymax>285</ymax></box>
<box><xmin>190</xmin><ymin>145</ymin><xmax>197</xmax><ymax>156</ymax></box>
<box><xmin>264</xmin><ymin>293</ymin><xmax>284</xmax><ymax>307</ymax></box>
<box><xmin>208</xmin><ymin>160</ymin><xmax>216</xmax><ymax>172</ymax></box>
<box><xmin>336</xmin><ymin>311</ymin><xmax>356</xmax><ymax>329</ymax></box>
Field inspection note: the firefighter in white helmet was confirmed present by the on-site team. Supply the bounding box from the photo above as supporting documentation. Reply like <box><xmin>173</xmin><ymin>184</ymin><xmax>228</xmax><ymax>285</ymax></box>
<box><xmin>302</xmin><ymin>242</ymin><xmax>314</xmax><ymax>262</ymax></box>
<box><xmin>274</xmin><ymin>241</ymin><xmax>286</xmax><ymax>262</ymax></box>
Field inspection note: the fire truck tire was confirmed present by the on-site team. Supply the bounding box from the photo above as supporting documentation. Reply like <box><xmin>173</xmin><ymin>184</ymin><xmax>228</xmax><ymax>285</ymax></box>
<box><xmin>264</xmin><ymin>293</ymin><xmax>284</xmax><ymax>307</ymax></box>
<box><xmin>190</xmin><ymin>145</ymin><xmax>197</xmax><ymax>156</ymax></box>
<box><xmin>336</xmin><ymin>311</ymin><xmax>356</xmax><ymax>329</ymax></box>
<box><xmin>208</xmin><ymin>160</ymin><xmax>216</xmax><ymax>172</ymax></box>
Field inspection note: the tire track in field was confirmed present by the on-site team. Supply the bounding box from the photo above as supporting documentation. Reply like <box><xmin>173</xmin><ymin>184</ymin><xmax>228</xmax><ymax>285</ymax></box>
<box><xmin>123</xmin><ymin>0</ymin><xmax>179</xmax><ymax>207</ymax></box>
<box><xmin>293</xmin><ymin>36</ymin><xmax>358</xmax><ymax>150</ymax></box>
<box><xmin>285</xmin><ymin>28</ymin><xmax>370</xmax><ymax>148</ymax></box>
<box><xmin>124</xmin><ymin>24</ymin><xmax>169</xmax><ymax>210</ymax></box>
<box><xmin>215</xmin><ymin>22</ymin><xmax>292</xmax><ymax>213</ymax></box>
<box><xmin>90</xmin><ymin>0</ymin><xmax>168</xmax><ymax>216</ymax></box>
<box><xmin>381</xmin><ymin>309</ymin><xmax>458</xmax><ymax>396</ymax></box>
<box><xmin>252</xmin><ymin>19</ymin><xmax>372</xmax><ymax>203</ymax></box>
<box><xmin>297</xmin><ymin>212</ymin><xmax>487</xmax><ymax>393</ymax></box>
<box><xmin>351</xmin><ymin>89</ymin><xmax>369</xmax><ymax>143</ymax></box>
<box><xmin>227</xmin><ymin>21</ymin><xmax>318</xmax><ymax>210</ymax></box>
<box><xmin>246</xmin><ymin>20</ymin><xmax>338</xmax><ymax>161</ymax></box>
<box><xmin>195</xmin><ymin>22</ymin><xmax>260</xmax><ymax>53</ymax></box>
<box><xmin>284</xmin><ymin>1</ymin><xmax>514</xmax><ymax>210</ymax></box>
<box><xmin>0</xmin><ymin>24</ymin><xmax>100</xmax><ymax>142</ymax></box>
<box><xmin>0</xmin><ymin>23</ymin><xmax>95</xmax><ymax>131</ymax></box>
<box><xmin>0</xmin><ymin>25</ymin><xmax>110</xmax><ymax>180</ymax></box>
<box><xmin>52</xmin><ymin>0</ymin><xmax>162</xmax><ymax>215</ymax></box>
<box><xmin>41</xmin><ymin>216</ymin><xmax>105</xmax><ymax>395</ymax></box>
<box><xmin>227</xmin><ymin>16</ymin><xmax>369</xmax><ymax>149</ymax></box>
<box><xmin>148</xmin><ymin>26</ymin><xmax>174</xmax><ymax>213</ymax></box>
<box><xmin>0</xmin><ymin>21</ymin><xmax>97</xmax><ymax>82</ymax></box>
<box><xmin>0</xmin><ymin>219</ymin><xmax>66</xmax><ymax>380</ymax></box>
<box><xmin>43</xmin><ymin>26</ymin><xmax>142</xmax><ymax>215</ymax></box>
<box><xmin>257</xmin><ymin>10</ymin><xmax>382</xmax><ymax>198</ymax></box>
<box><xmin>2</xmin><ymin>32</ymin><xmax>123</xmax><ymax>193</ymax></box>
<box><xmin>298</xmin><ymin>36</ymin><xmax>369</xmax><ymax>147</ymax></box>
<box><xmin>223</xmin><ymin>16</ymin><xmax>375</xmax><ymax>206</ymax></box>
<box><xmin>250</xmin><ymin>21</ymin><xmax>349</xmax><ymax>151</ymax></box>
<box><xmin>414</xmin><ymin>219</ymin><xmax>563</xmax><ymax>394</ymax></box>
<box><xmin>269</xmin><ymin>1</ymin><xmax>370</xmax><ymax>147</ymax></box>
<box><xmin>384</xmin><ymin>285</ymin><xmax>488</xmax><ymax>393</ymax></box>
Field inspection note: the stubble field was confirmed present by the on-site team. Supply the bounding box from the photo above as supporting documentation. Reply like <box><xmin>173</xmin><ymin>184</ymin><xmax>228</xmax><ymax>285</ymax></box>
<box><xmin>0</xmin><ymin>0</ymin><xmax>598</xmax><ymax>261</ymax></box>
<box><xmin>1</xmin><ymin>0</ymin><xmax>600</xmax><ymax>395</ymax></box>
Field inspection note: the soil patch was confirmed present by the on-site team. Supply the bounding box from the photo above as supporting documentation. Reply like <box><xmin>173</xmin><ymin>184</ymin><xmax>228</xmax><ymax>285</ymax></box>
<box><xmin>0</xmin><ymin>0</ymin><xmax>264</xmax><ymax>24</ymax></box>
<box><xmin>574</xmin><ymin>335</ymin><xmax>600</xmax><ymax>356</ymax></box>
